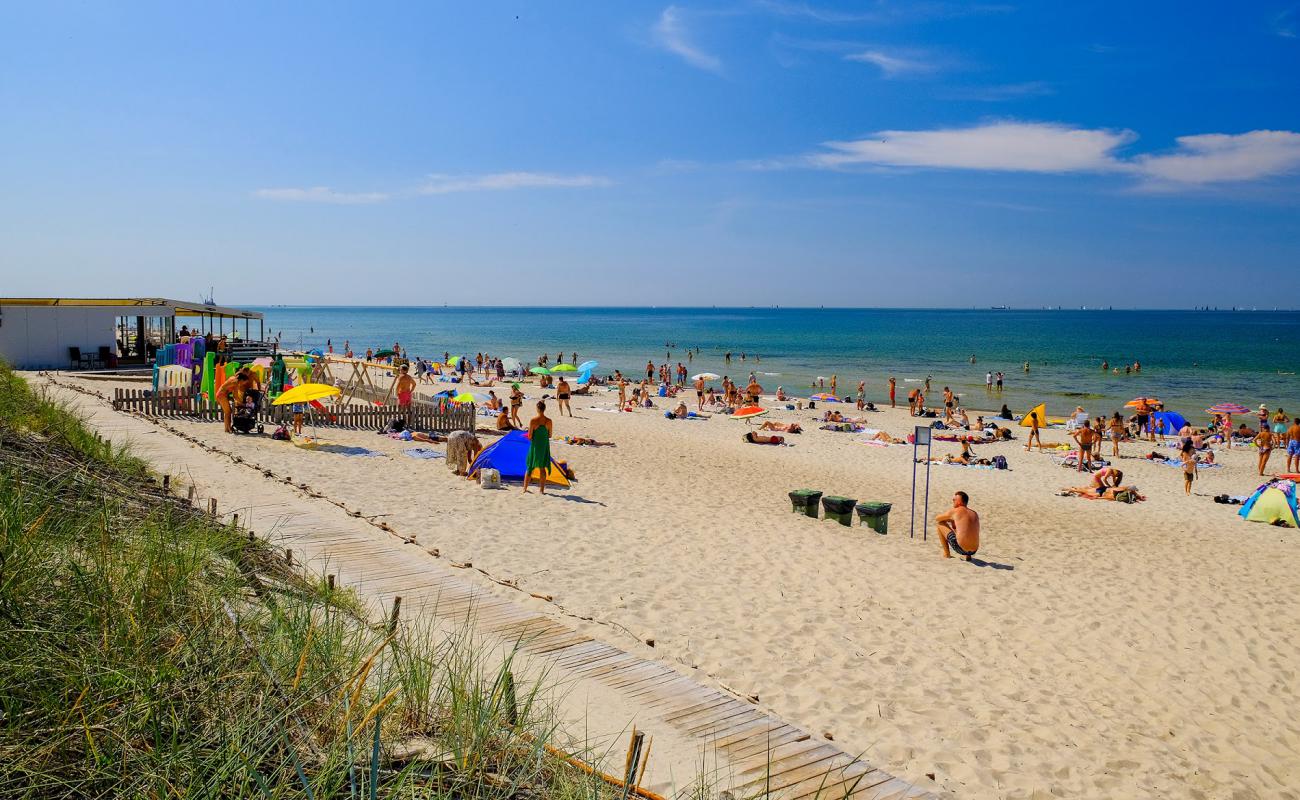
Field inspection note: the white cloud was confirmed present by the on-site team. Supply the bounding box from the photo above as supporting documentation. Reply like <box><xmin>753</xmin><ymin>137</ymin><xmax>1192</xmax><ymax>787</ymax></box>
<box><xmin>653</xmin><ymin>6</ymin><xmax>722</xmax><ymax>73</ymax></box>
<box><xmin>809</xmin><ymin>122</ymin><xmax>1135</xmax><ymax>173</ymax></box>
<box><xmin>253</xmin><ymin>187</ymin><xmax>388</xmax><ymax>204</ymax></box>
<box><xmin>845</xmin><ymin>49</ymin><xmax>937</xmax><ymax>77</ymax></box>
<box><xmin>1132</xmin><ymin>131</ymin><xmax>1300</xmax><ymax>186</ymax></box>
<box><xmin>417</xmin><ymin>172</ymin><xmax>612</xmax><ymax>194</ymax></box>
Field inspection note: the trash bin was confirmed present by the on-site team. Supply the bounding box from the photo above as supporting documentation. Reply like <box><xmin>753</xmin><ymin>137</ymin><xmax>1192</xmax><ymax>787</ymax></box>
<box><xmin>856</xmin><ymin>502</ymin><xmax>892</xmax><ymax>534</ymax></box>
<box><xmin>821</xmin><ymin>495</ymin><xmax>857</xmax><ymax>526</ymax></box>
<box><xmin>789</xmin><ymin>489</ymin><xmax>823</xmax><ymax>518</ymax></box>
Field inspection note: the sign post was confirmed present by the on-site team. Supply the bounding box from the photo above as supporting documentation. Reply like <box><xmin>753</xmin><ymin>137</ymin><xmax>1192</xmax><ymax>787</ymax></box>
<box><xmin>909</xmin><ymin>425</ymin><xmax>933</xmax><ymax>539</ymax></box>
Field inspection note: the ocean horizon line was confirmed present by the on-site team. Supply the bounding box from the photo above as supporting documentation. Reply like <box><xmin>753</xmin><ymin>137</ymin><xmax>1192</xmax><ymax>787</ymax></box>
<box><xmin>238</xmin><ymin>304</ymin><xmax>1300</xmax><ymax>313</ymax></box>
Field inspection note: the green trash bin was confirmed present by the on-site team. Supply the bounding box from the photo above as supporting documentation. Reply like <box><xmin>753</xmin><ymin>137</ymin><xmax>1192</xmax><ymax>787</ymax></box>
<box><xmin>856</xmin><ymin>502</ymin><xmax>892</xmax><ymax>534</ymax></box>
<box><xmin>789</xmin><ymin>489</ymin><xmax>823</xmax><ymax>518</ymax></box>
<box><xmin>821</xmin><ymin>495</ymin><xmax>857</xmax><ymax>527</ymax></box>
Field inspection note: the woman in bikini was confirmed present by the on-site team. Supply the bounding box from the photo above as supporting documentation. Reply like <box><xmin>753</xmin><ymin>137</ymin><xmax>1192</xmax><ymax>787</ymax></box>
<box><xmin>509</xmin><ymin>384</ymin><xmax>524</xmax><ymax>428</ymax></box>
<box><xmin>1107</xmin><ymin>412</ymin><xmax>1125</xmax><ymax>456</ymax></box>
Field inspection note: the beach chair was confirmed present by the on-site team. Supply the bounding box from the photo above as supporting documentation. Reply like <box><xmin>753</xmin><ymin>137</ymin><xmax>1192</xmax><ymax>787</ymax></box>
<box><xmin>68</xmin><ymin>346</ymin><xmax>90</xmax><ymax>370</ymax></box>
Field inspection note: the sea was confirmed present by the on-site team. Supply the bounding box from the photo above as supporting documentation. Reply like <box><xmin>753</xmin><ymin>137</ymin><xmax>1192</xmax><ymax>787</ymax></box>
<box><xmin>246</xmin><ymin>307</ymin><xmax>1300</xmax><ymax>419</ymax></box>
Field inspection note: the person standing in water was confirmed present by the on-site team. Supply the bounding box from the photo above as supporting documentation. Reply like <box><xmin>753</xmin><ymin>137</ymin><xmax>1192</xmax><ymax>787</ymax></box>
<box><xmin>523</xmin><ymin>401</ymin><xmax>554</xmax><ymax>495</ymax></box>
<box><xmin>888</xmin><ymin>376</ymin><xmax>896</xmax><ymax>408</ymax></box>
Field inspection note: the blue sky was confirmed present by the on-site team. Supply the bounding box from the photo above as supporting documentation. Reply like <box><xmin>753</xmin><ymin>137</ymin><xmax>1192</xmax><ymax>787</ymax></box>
<box><xmin>2</xmin><ymin>2</ymin><xmax>1298</xmax><ymax>307</ymax></box>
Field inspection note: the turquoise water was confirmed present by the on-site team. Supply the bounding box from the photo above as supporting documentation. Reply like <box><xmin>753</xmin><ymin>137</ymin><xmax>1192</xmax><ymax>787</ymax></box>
<box><xmin>248</xmin><ymin>307</ymin><xmax>1300</xmax><ymax>419</ymax></box>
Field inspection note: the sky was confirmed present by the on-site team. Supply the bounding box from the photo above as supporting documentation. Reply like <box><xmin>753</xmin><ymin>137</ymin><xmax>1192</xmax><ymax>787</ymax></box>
<box><xmin>2</xmin><ymin>1</ymin><xmax>1299</xmax><ymax>308</ymax></box>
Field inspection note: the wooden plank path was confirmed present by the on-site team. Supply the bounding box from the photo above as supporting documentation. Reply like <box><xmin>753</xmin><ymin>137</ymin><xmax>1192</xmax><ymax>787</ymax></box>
<box><xmin>43</xmin><ymin>375</ymin><xmax>935</xmax><ymax>800</ymax></box>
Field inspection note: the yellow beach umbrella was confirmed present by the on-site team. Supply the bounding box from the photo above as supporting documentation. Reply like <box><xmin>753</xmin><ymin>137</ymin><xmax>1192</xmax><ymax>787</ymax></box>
<box><xmin>550</xmin><ymin>363</ymin><xmax>577</xmax><ymax>372</ymax></box>
<box><xmin>272</xmin><ymin>383</ymin><xmax>341</xmax><ymax>406</ymax></box>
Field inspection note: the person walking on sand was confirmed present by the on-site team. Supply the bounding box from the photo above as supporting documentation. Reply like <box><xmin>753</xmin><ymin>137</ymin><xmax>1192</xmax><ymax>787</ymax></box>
<box><xmin>523</xmin><ymin>401</ymin><xmax>554</xmax><ymax>495</ymax></box>
<box><xmin>555</xmin><ymin>376</ymin><xmax>572</xmax><ymax>417</ymax></box>
<box><xmin>509</xmin><ymin>383</ymin><xmax>524</xmax><ymax>428</ymax></box>
<box><xmin>1181</xmin><ymin>439</ymin><xmax>1198</xmax><ymax>495</ymax></box>
<box><xmin>889</xmin><ymin>376</ymin><xmax>896</xmax><ymax>408</ymax></box>
<box><xmin>1287</xmin><ymin>416</ymin><xmax>1300</xmax><ymax>473</ymax></box>
<box><xmin>1254</xmin><ymin>426</ymin><xmax>1274</xmax><ymax>475</ymax></box>
<box><xmin>395</xmin><ymin>364</ymin><xmax>415</xmax><ymax>413</ymax></box>
<box><xmin>856</xmin><ymin>380</ymin><xmax>866</xmax><ymax>411</ymax></box>
<box><xmin>936</xmin><ymin>491</ymin><xmax>980</xmax><ymax>561</ymax></box>
<box><xmin>1108</xmin><ymin>411</ymin><xmax>1125</xmax><ymax>457</ymax></box>
<box><xmin>1025</xmin><ymin>410</ymin><xmax>1043</xmax><ymax>451</ymax></box>
<box><xmin>694</xmin><ymin>375</ymin><xmax>705</xmax><ymax>411</ymax></box>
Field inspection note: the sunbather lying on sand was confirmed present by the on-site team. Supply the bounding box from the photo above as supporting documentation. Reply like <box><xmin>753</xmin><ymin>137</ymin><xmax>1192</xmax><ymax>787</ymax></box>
<box><xmin>563</xmin><ymin>436</ymin><xmax>615</xmax><ymax>446</ymax></box>
<box><xmin>1059</xmin><ymin>484</ymin><xmax>1145</xmax><ymax>501</ymax></box>
<box><xmin>743</xmin><ymin>432</ymin><xmax>785</xmax><ymax>445</ymax></box>
<box><xmin>866</xmin><ymin>430</ymin><xmax>906</xmax><ymax>444</ymax></box>
<box><xmin>759</xmin><ymin>421</ymin><xmax>802</xmax><ymax>433</ymax></box>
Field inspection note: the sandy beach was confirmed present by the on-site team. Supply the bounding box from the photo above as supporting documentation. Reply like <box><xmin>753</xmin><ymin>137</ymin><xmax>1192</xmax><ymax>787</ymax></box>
<box><xmin>42</xmin><ymin>371</ymin><xmax>1300</xmax><ymax>800</ymax></box>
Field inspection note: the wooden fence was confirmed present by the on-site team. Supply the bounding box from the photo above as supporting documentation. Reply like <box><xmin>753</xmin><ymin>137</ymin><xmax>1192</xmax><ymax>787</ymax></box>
<box><xmin>110</xmin><ymin>387</ymin><xmax>475</xmax><ymax>432</ymax></box>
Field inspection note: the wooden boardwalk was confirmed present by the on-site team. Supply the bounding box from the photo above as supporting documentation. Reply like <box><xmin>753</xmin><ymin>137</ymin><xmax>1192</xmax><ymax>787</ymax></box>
<box><xmin>46</xmin><ymin>374</ymin><xmax>935</xmax><ymax>800</ymax></box>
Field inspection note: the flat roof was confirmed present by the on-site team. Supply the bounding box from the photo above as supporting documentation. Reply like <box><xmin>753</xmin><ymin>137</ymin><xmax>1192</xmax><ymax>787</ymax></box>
<box><xmin>0</xmin><ymin>297</ymin><xmax>262</xmax><ymax>320</ymax></box>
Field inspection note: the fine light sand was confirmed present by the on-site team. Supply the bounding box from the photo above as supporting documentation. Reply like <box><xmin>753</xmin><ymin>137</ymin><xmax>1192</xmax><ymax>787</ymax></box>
<box><xmin>52</xmin><ymin>373</ymin><xmax>1300</xmax><ymax>799</ymax></box>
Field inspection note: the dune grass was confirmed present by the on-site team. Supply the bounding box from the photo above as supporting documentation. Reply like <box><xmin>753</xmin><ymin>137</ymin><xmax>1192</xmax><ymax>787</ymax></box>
<box><xmin>0</xmin><ymin>362</ymin><xmax>622</xmax><ymax>799</ymax></box>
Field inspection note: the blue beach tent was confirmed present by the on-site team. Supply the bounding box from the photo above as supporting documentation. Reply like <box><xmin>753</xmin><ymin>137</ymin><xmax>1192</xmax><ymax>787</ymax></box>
<box><xmin>468</xmin><ymin>430</ymin><xmax>570</xmax><ymax>487</ymax></box>
<box><xmin>1151</xmin><ymin>411</ymin><xmax>1188</xmax><ymax>436</ymax></box>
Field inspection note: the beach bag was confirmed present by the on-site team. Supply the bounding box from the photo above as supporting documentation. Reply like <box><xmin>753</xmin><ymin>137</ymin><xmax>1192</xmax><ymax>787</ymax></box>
<box><xmin>1115</xmin><ymin>489</ymin><xmax>1136</xmax><ymax>504</ymax></box>
<box><xmin>478</xmin><ymin>468</ymin><xmax>501</xmax><ymax>489</ymax></box>
<box><xmin>271</xmin><ymin>425</ymin><xmax>291</xmax><ymax>441</ymax></box>
<box><xmin>992</xmin><ymin>455</ymin><xmax>1008</xmax><ymax>470</ymax></box>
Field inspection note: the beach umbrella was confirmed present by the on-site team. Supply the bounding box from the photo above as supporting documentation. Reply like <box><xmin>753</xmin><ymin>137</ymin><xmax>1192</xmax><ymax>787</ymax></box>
<box><xmin>374</xmin><ymin>349</ymin><xmax>396</xmax><ymax>358</ymax></box>
<box><xmin>448</xmin><ymin>355</ymin><xmax>461</xmax><ymax>367</ymax></box>
<box><xmin>272</xmin><ymin>383</ymin><xmax>341</xmax><ymax>406</ymax></box>
<box><xmin>530</xmin><ymin>366</ymin><xmax>552</xmax><ymax>375</ymax></box>
<box><xmin>577</xmin><ymin>360</ymin><xmax>599</xmax><ymax>372</ymax></box>
<box><xmin>577</xmin><ymin>369</ymin><xmax>592</xmax><ymax>385</ymax></box>
<box><xmin>810</xmin><ymin>393</ymin><xmax>841</xmax><ymax>402</ymax></box>
<box><xmin>551</xmin><ymin>363</ymin><xmax>577</xmax><ymax>372</ymax></box>
<box><xmin>732</xmin><ymin>405</ymin><xmax>768</xmax><ymax>419</ymax></box>
<box><xmin>1206</xmin><ymin>402</ymin><xmax>1250</xmax><ymax>415</ymax></box>
<box><xmin>502</xmin><ymin>357</ymin><xmax>521</xmax><ymax>373</ymax></box>
<box><xmin>691</xmin><ymin>372</ymin><xmax>720</xmax><ymax>381</ymax></box>
<box><xmin>1125</xmin><ymin>396</ymin><xmax>1160</xmax><ymax>408</ymax></box>
<box><xmin>451</xmin><ymin>391</ymin><xmax>485</xmax><ymax>404</ymax></box>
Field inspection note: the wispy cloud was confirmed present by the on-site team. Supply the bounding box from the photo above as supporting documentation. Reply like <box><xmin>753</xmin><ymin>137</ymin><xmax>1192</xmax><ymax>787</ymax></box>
<box><xmin>1132</xmin><ymin>131</ymin><xmax>1300</xmax><ymax>188</ymax></box>
<box><xmin>253</xmin><ymin>186</ymin><xmax>388</xmax><ymax>204</ymax></box>
<box><xmin>755</xmin><ymin>0</ymin><xmax>1012</xmax><ymax>24</ymax></box>
<box><xmin>809</xmin><ymin>122</ymin><xmax>1135</xmax><ymax>173</ymax></box>
<box><xmin>845</xmin><ymin>49</ymin><xmax>938</xmax><ymax>77</ymax></box>
<box><xmin>652</xmin><ymin>6</ymin><xmax>722</xmax><ymax>73</ymax></box>
<box><xmin>942</xmin><ymin>81</ymin><xmax>1054</xmax><ymax>101</ymax></box>
<box><xmin>1274</xmin><ymin>8</ymin><xmax>1297</xmax><ymax>38</ymax></box>
<box><xmin>417</xmin><ymin>172</ymin><xmax>612</xmax><ymax>194</ymax></box>
<box><xmin>799</xmin><ymin>122</ymin><xmax>1300</xmax><ymax>190</ymax></box>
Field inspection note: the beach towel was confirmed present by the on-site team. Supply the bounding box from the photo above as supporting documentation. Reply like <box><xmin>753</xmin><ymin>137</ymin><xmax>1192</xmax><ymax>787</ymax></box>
<box><xmin>302</xmin><ymin>444</ymin><xmax>387</xmax><ymax>457</ymax></box>
<box><xmin>403</xmin><ymin>447</ymin><xmax>445</xmax><ymax>459</ymax></box>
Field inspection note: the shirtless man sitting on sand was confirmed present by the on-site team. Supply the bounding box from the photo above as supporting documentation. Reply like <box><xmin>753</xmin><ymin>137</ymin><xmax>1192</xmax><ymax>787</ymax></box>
<box><xmin>936</xmin><ymin>491</ymin><xmax>980</xmax><ymax>560</ymax></box>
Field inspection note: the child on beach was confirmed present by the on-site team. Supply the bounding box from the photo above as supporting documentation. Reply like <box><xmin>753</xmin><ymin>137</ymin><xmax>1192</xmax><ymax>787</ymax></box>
<box><xmin>1181</xmin><ymin>440</ymin><xmax>1198</xmax><ymax>495</ymax></box>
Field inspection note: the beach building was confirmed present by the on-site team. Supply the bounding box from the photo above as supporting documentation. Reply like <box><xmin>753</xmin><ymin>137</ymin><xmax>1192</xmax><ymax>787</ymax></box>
<box><xmin>0</xmin><ymin>297</ymin><xmax>267</xmax><ymax>370</ymax></box>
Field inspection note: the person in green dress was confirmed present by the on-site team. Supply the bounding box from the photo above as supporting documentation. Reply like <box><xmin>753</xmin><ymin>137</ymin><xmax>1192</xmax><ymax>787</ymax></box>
<box><xmin>523</xmin><ymin>400</ymin><xmax>554</xmax><ymax>495</ymax></box>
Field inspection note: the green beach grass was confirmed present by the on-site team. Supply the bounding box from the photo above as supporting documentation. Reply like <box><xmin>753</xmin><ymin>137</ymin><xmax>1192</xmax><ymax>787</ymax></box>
<box><xmin>0</xmin><ymin>361</ymin><xmax>630</xmax><ymax>799</ymax></box>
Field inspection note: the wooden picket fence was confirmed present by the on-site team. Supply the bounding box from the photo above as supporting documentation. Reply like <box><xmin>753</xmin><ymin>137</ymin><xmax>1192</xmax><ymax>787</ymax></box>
<box><xmin>110</xmin><ymin>387</ymin><xmax>474</xmax><ymax>432</ymax></box>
